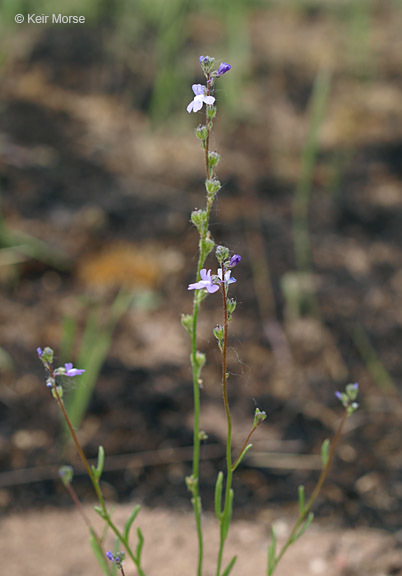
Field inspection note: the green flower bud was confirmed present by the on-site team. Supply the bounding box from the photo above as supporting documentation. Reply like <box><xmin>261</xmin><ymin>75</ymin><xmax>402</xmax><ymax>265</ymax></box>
<box><xmin>52</xmin><ymin>385</ymin><xmax>63</xmax><ymax>400</ymax></box>
<box><xmin>195</xmin><ymin>125</ymin><xmax>208</xmax><ymax>141</ymax></box>
<box><xmin>216</xmin><ymin>245</ymin><xmax>229</xmax><ymax>263</ymax></box>
<box><xmin>205</xmin><ymin>178</ymin><xmax>221</xmax><ymax>198</ymax></box>
<box><xmin>191</xmin><ymin>209</ymin><xmax>207</xmax><ymax>232</ymax></box>
<box><xmin>200</xmin><ymin>55</ymin><xmax>215</xmax><ymax>74</ymax></box>
<box><xmin>181</xmin><ymin>313</ymin><xmax>193</xmax><ymax>335</ymax></box>
<box><xmin>201</xmin><ymin>235</ymin><xmax>215</xmax><ymax>259</ymax></box>
<box><xmin>207</xmin><ymin>105</ymin><xmax>217</xmax><ymax>120</ymax></box>
<box><xmin>253</xmin><ymin>407</ymin><xmax>267</xmax><ymax>427</ymax></box>
<box><xmin>208</xmin><ymin>150</ymin><xmax>221</xmax><ymax>169</ymax></box>
<box><xmin>59</xmin><ymin>465</ymin><xmax>74</xmax><ymax>486</ymax></box>
<box><xmin>195</xmin><ymin>351</ymin><xmax>206</xmax><ymax>371</ymax></box>
<box><xmin>213</xmin><ymin>324</ymin><xmax>224</xmax><ymax>351</ymax></box>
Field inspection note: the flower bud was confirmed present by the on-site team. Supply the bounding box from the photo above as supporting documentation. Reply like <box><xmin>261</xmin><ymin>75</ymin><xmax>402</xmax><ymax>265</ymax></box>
<box><xmin>229</xmin><ymin>254</ymin><xmax>241</xmax><ymax>267</ymax></box>
<box><xmin>208</xmin><ymin>150</ymin><xmax>221</xmax><ymax>169</ymax></box>
<box><xmin>195</xmin><ymin>125</ymin><xmax>208</xmax><ymax>141</ymax></box>
<box><xmin>199</xmin><ymin>55</ymin><xmax>215</xmax><ymax>74</ymax></box>
<box><xmin>207</xmin><ymin>105</ymin><xmax>217</xmax><ymax>120</ymax></box>
<box><xmin>216</xmin><ymin>62</ymin><xmax>231</xmax><ymax>77</ymax></box>
<box><xmin>216</xmin><ymin>245</ymin><xmax>229</xmax><ymax>263</ymax></box>
<box><xmin>205</xmin><ymin>178</ymin><xmax>221</xmax><ymax>198</ymax></box>
<box><xmin>191</xmin><ymin>209</ymin><xmax>207</xmax><ymax>232</ymax></box>
<box><xmin>181</xmin><ymin>313</ymin><xmax>193</xmax><ymax>335</ymax></box>
<box><xmin>253</xmin><ymin>407</ymin><xmax>267</xmax><ymax>427</ymax></box>
<box><xmin>59</xmin><ymin>465</ymin><xmax>74</xmax><ymax>486</ymax></box>
<box><xmin>213</xmin><ymin>325</ymin><xmax>224</xmax><ymax>351</ymax></box>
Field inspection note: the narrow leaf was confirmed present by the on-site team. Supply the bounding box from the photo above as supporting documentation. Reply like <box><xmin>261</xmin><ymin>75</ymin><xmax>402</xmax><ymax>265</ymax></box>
<box><xmin>321</xmin><ymin>438</ymin><xmax>330</xmax><ymax>467</ymax></box>
<box><xmin>294</xmin><ymin>512</ymin><xmax>314</xmax><ymax>542</ymax></box>
<box><xmin>267</xmin><ymin>526</ymin><xmax>277</xmax><ymax>576</ymax></box>
<box><xmin>222</xmin><ymin>489</ymin><xmax>234</xmax><ymax>541</ymax></box>
<box><xmin>95</xmin><ymin>445</ymin><xmax>105</xmax><ymax>479</ymax></box>
<box><xmin>94</xmin><ymin>505</ymin><xmax>106</xmax><ymax>519</ymax></box>
<box><xmin>89</xmin><ymin>528</ymin><xmax>110</xmax><ymax>576</ymax></box>
<box><xmin>298</xmin><ymin>484</ymin><xmax>305</xmax><ymax>515</ymax></box>
<box><xmin>221</xmin><ymin>555</ymin><xmax>237</xmax><ymax>576</ymax></box>
<box><xmin>214</xmin><ymin>471</ymin><xmax>223</xmax><ymax>520</ymax></box>
<box><xmin>232</xmin><ymin>443</ymin><xmax>253</xmax><ymax>472</ymax></box>
<box><xmin>136</xmin><ymin>527</ymin><xmax>144</xmax><ymax>563</ymax></box>
<box><xmin>123</xmin><ymin>504</ymin><xmax>141</xmax><ymax>542</ymax></box>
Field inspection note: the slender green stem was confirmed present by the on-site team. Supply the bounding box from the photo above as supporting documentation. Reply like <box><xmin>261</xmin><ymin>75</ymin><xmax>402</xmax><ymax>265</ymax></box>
<box><xmin>216</xmin><ymin>277</ymin><xmax>233</xmax><ymax>576</ymax></box>
<box><xmin>231</xmin><ymin>425</ymin><xmax>258</xmax><ymax>473</ymax></box>
<box><xmin>269</xmin><ymin>411</ymin><xmax>348</xmax><ymax>575</ymax></box>
<box><xmin>190</xmin><ymin>71</ymin><xmax>214</xmax><ymax>576</ymax></box>
<box><xmin>50</xmin><ymin>373</ymin><xmax>146</xmax><ymax>576</ymax></box>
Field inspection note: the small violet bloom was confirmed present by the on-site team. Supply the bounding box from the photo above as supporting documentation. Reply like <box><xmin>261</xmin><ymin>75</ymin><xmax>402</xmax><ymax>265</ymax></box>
<box><xmin>188</xmin><ymin>269</ymin><xmax>220</xmax><ymax>293</ymax></box>
<box><xmin>187</xmin><ymin>84</ymin><xmax>215</xmax><ymax>113</ymax></box>
<box><xmin>64</xmin><ymin>363</ymin><xmax>85</xmax><ymax>377</ymax></box>
<box><xmin>229</xmin><ymin>254</ymin><xmax>241</xmax><ymax>267</ymax></box>
<box><xmin>37</xmin><ymin>347</ymin><xmax>43</xmax><ymax>358</ymax></box>
<box><xmin>216</xmin><ymin>62</ymin><xmax>231</xmax><ymax>76</ymax></box>
<box><xmin>218</xmin><ymin>268</ymin><xmax>236</xmax><ymax>287</ymax></box>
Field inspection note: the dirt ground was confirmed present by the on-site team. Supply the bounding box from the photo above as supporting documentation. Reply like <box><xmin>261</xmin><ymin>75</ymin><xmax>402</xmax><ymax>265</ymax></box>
<box><xmin>0</xmin><ymin>3</ymin><xmax>402</xmax><ymax>575</ymax></box>
<box><xmin>2</xmin><ymin>504</ymin><xmax>401</xmax><ymax>576</ymax></box>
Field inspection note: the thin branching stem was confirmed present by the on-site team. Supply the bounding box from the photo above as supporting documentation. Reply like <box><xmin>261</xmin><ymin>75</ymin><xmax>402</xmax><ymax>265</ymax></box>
<box><xmin>50</xmin><ymin>368</ymin><xmax>146</xmax><ymax>576</ymax></box>
<box><xmin>269</xmin><ymin>411</ymin><xmax>348</xmax><ymax>575</ymax></box>
<box><xmin>216</xmin><ymin>275</ymin><xmax>233</xmax><ymax>576</ymax></box>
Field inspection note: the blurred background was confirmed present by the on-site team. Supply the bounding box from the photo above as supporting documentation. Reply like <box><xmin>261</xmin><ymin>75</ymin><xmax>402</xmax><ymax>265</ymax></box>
<box><xmin>0</xmin><ymin>0</ymin><xmax>401</xmax><ymax>548</ymax></box>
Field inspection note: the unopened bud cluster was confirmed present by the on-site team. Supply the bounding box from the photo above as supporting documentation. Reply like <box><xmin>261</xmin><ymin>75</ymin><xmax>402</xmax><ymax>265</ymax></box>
<box><xmin>335</xmin><ymin>382</ymin><xmax>359</xmax><ymax>416</ymax></box>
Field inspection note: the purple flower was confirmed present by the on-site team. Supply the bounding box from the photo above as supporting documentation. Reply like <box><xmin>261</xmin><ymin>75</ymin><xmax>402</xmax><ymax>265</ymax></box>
<box><xmin>106</xmin><ymin>551</ymin><xmax>125</xmax><ymax>566</ymax></box>
<box><xmin>335</xmin><ymin>391</ymin><xmax>343</xmax><ymax>402</ymax></box>
<box><xmin>64</xmin><ymin>363</ymin><xmax>85</xmax><ymax>377</ymax></box>
<box><xmin>187</xmin><ymin>84</ymin><xmax>215</xmax><ymax>113</ymax></box>
<box><xmin>218</xmin><ymin>268</ymin><xmax>236</xmax><ymax>287</ymax></box>
<box><xmin>216</xmin><ymin>62</ymin><xmax>231</xmax><ymax>76</ymax></box>
<box><xmin>188</xmin><ymin>269</ymin><xmax>220</xmax><ymax>293</ymax></box>
<box><xmin>229</xmin><ymin>254</ymin><xmax>241</xmax><ymax>267</ymax></box>
<box><xmin>37</xmin><ymin>347</ymin><xmax>43</xmax><ymax>358</ymax></box>
<box><xmin>199</xmin><ymin>56</ymin><xmax>207</xmax><ymax>63</ymax></box>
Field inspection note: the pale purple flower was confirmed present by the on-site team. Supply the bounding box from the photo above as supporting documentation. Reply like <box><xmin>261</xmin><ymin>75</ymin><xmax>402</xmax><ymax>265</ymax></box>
<box><xmin>335</xmin><ymin>391</ymin><xmax>343</xmax><ymax>402</ymax></box>
<box><xmin>187</xmin><ymin>84</ymin><xmax>215</xmax><ymax>113</ymax></box>
<box><xmin>36</xmin><ymin>347</ymin><xmax>43</xmax><ymax>358</ymax></box>
<box><xmin>218</xmin><ymin>268</ymin><xmax>236</xmax><ymax>287</ymax></box>
<box><xmin>64</xmin><ymin>363</ymin><xmax>85</xmax><ymax>377</ymax></box>
<box><xmin>106</xmin><ymin>552</ymin><xmax>114</xmax><ymax>561</ymax></box>
<box><xmin>188</xmin><ymin>269</ymin><xmax>219</xmax><ymax>293</ymax></box>
<box><xmin>229</xmin><ymin>254</ymin><xmax>241</xmax><ymax>267</ymax></box>
<box><xmin>216</xmin><ymin>62</ymin><xmax>231</xmax><ymax>76</ymax></box>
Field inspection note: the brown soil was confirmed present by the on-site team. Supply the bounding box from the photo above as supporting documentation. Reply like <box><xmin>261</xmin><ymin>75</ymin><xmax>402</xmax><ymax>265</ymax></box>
<box><xmin>2</xmin><ymin>505</ymin><xmax>401</xmax><ymax>576</ymax></box>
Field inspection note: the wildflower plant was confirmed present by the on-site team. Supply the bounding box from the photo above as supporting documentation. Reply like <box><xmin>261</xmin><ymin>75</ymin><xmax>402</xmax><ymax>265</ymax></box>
<box><xmin>37</xmin><ymin>56</ymin><xmax>359</xmax><ymax>576</ymax></box>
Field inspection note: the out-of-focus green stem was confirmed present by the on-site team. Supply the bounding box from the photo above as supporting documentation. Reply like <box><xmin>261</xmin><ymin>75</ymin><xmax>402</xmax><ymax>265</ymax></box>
<box><xmin>268</xmin><ymin>411</ymin><xmax>348</xmax><ymax>575</ymax></box>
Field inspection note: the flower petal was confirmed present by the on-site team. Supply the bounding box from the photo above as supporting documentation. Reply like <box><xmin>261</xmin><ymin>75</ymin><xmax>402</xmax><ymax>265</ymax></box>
<box><xmin>193</xmin><ymin>97</ymin><xmax>204</xmax><ymax>112</ymax></box>
<box><xmin>192</xmin><ymin>84</ymin><xmax>204</xmax><ymax>96</ymax></box>
<box><xmin>203</xmin><ymin>96</ymin><xmax>215</xmax><ymax>106</ymax></box>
